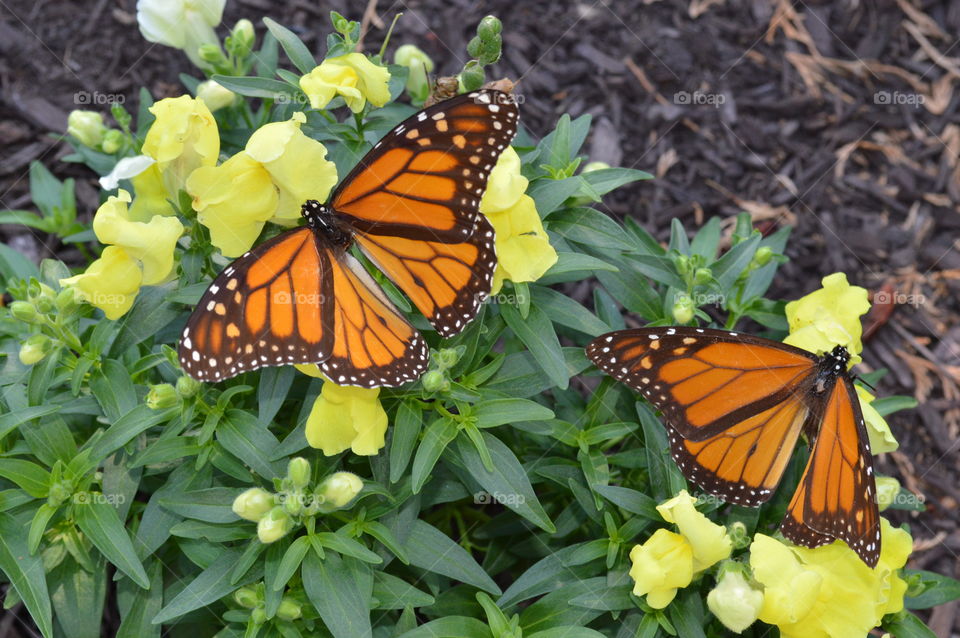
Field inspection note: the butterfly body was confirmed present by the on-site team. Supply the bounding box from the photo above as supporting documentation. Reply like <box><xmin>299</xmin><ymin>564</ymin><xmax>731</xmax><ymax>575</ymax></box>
<box><xmin>180</xmin><ymin>90</ymin><xmax>519</xmax><ymax>387</ymax></box>
<box><xmin>587</xmin><ymin>326</ymin><xmax>880</xmax><ymax>566</ymax></box>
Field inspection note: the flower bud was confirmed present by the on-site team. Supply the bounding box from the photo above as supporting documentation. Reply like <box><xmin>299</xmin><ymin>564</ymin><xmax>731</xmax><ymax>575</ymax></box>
<box><xmin>67</xmin><ymin>110</ymin><xmax>107</xmax><ymax>148</ymax></box>
<box><xmin>146</xmin><ymin>383</ymin><xmax>178</xmax><ymax>410</ymax></box>
<box><xmin>751</xmin><ymin>246</ymin><xmax>773</xmax><ymax>269</ymax></box>
<box><xmin>175</xmin><ymin>375</ymin><xmax>202</xmax><ymax>398</ymax></box>
<box><xmin>706</xmin><ymin>568</ymin><xmax>763</xmax><ymax>633</ymax></box>
<box><xmin>478</xmin><ymin>16</ymin><xmax>502</xmax><ymax>40</ymax></box>
<box><xmin>726</xmin><ymin>521</ymin><xmax>750</xmax><ymax>550</ymax></box>
<box><xmin>421</xmin><ymin>370</ymin><xmax>448</xmax><ymax>393</ymax></box>
<box><xmin>227</xmin><ymin>19</ymin><xmax>255</xmax><ymax>58</ymax></box>
<box><xmin>19</xmin><ymin>335</ymin><xmax>53</xmax><ymax>366</ymax></box>
<box><xmin>435</xmin><ymin>347</ymin><xmax>461</xmax><ymax>370</ymax></box>
<box><xmin>315</xmin><ymin>471</ymin><xmax>363</xmax><ymax>512</ymax></box>
<box><xmin>233</xmin><ymin>585</ymin><xmax>260</xmax><ymax>609</ymax></box>
<box><xmin>876</xmin><ymin>476</ymin><xmax>901</xmax><ymax>512</ymax></box>
<box><xmin>282</xmin><ymin>492</ymin><xmax>303</xmax><ymax>516</ymax></box>
<box><xmin>196</xmin><ymin>80</ymin><xmax>236</xmax><ymax>112</ymax></box>
<box><xmin>33</xmin><ymin>295</ymin><xmax>55</xmax><ymax>314</ymax></box>
<box><xmin>46</xmin><ymin>481</ymin><xmax>72</xmax><ymax>507</ymax></box>
<box><xmin>276</xmin><ymin>598</ymin><xmax>302</xmax><ymax>621</ymax></box>
<box><xmin>55</xmin><ymin>287</ymin><xmax>80</xmax><ymax>312</ymax></box>
<box><xmin>672</xmin><ymin>294</ymin><xmax>695</xmax><ymax>325</ymax></box>
<box><xmin>287</xmin><ymin>457</ymin><xmax>311</xmax><ymax>489</ymax></box>
<box><xmin>9</xmin><ymin>301</ymin><xmax>39</xmax><ymax>323</ymax></box>
<box><xmin>394</xmin><ymin>44</ymin><xmax>435</xmax><ymax>101</ymax></box>
<box><xmin>257</xmin><ymin>506</ymin><xmax>292</xmax><ymax>543</ymax></box>
<box><xmin>232</xmin><ymin>487</ymin><xmax>275</xmax><ymax>522</ymax></box>
<box><xmin>693</xmin><ymin>267</ymin><xmax>713</xmax><ymax>286</ymax></box>
<box><xmin>249</xmin><ymin>607</ymin><xmax>267</xmax><ymax>624</ymax></box>
<box><xmin>101</xmin><ymin>129</ymin><xmax>124</xmax><ymax>154</ymax></box>
<box><xmin>674</xmin><ymin>254</ymin><xmax>691</xmax><ymax>275</ymax></box>
<box><xmin>459</xmin><ymin>60</ymin><xmax>485</xmax><ymax>92</ymax></box>
<box><xmin>198</xmin><ymin>43</ymin><xmax>227</xmax><ymax>65</ymax></box>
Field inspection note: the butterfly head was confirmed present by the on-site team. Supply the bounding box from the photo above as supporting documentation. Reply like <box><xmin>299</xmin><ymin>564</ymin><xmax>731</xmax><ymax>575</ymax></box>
<box><xmin>301</xmin><ymin>199</ymin><xmax>351</xmax><ymax>247</ymax></box>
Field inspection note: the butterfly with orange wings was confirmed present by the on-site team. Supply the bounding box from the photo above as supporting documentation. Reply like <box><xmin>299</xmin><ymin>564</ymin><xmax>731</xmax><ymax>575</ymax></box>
<box><xmin>586</xmin><ymin>326</ymin><xmax>881</xmax><ymax>567</ymax></box>
<box><xmin>179</xmin><ymin>89</ymin><xmax>519</xmax><ymax>387</ymax></box>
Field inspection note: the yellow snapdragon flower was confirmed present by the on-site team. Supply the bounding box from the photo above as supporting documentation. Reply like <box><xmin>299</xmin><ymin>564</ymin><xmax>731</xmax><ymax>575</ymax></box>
<box><xmin>706</xmin><ymin>568</ymin><xmax>764</xmax><ymax>633</ymax></box>
<box><xmin>751</xmin><ymin>518</ymin><xmax>912</xmax><ymax>637</ymax></box>
<box><xmin>479</xmin><ymin>148</ymin><xmax>558</xmax><ymax>293</ymax></box>
<box><xmin>60</xmin><ymin>246</ymin><xmax>143</xmax><ymax>319</ymax></box>
<box><xmin>186</xmin><ymin>112</ymin><xmax>337</xmax><ymax>257</ymax></box>
<box><xmin>300</xmin><ymin>368</ymin><xmax>389</xmax><ymax>455</ymax></box>
<box><xmin>300</xmin><ymin>53</ymin><xmax>391</xmax><ymax>113</ymax></box>
<box><xmin>628</xmin><ymin>529</ymin><xmax>694</xmax><ymax>609</ymax></box>
<box><xmin>783</xmin><ymin>272</ymin><xmax>870</xmax><ymax>364</ymax></box>
<box><xmin>628</xmin><ymin>490</ymin><xmax>733</xmax><ymax>609</ymax></box>
<box><xmin>142</xmin><ymin>95</ymin><xmax>219</xmax><ymax>201</ymax></box>
<box><xmin>92</xmin><ymin>190</ymin><xmax>183</xmax><ymax>285</ymax></box>
<box><xmin>856</xmin><ymin>386</ymin><xmax>898</xmax><ymax>453</ymax></box>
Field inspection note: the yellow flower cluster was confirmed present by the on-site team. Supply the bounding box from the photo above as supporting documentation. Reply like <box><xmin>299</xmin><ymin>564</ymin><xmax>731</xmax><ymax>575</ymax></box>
<box><xmin>746</xmin><ymin>519</ymin><xmax>912</xmax><ymax>637</ymax></box>
<box><xmin>628</xmin><ymin>490</ymin><xmax>732</xmax><ymax>608</ymax></box>
<box><xmin>299</xmin><ymin>53</ymin><xmax>391</xmax><ymax>113</ymax></box>
<box><xmin>479</xmin><ymin>147</ymin><xmax>558</xmax><ymax>293</ymax></box>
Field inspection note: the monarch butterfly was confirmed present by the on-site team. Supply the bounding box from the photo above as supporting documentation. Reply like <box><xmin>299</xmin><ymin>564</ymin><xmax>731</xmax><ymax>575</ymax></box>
<box><xmin>179</xmin><ymin>89</ymin><xmax>519</xmax><ymax>386</ymax></box>
<box><xmin>586</xmin><ymin>326</ymin><xmax>881</xmax><ymax>567</ymax></box>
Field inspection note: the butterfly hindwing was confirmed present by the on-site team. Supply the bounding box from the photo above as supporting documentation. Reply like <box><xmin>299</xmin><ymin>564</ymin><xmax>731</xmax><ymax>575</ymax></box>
<box><xmin>180</xmin><ymin>227</ymin><xmax>335</xmax><ymax>381</ymax></box>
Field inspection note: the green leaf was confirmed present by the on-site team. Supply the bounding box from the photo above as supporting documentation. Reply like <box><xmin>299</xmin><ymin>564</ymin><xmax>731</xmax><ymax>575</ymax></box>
<box><xmin>578</xmin><ymin>167</ymin><xmax>652</xmax><ymax>196</ymax></box>
<box><xmin>519</xmin><ymin>577</ymin><xmax>606</xmax><ymax>633</ymax></box>
<box><xmin>593</xmin><ymin>484</ymin><xmax>658</xmax><ymax>520</ymax></box>
<box><xmin>90</xmin><ymin>359</ymin><xmax>138</xmax><ymax>422</ymax></box>
<box><xmin>453</xmin><ymin>434</ymin><xmax>554</xmax><ymax>532</ymax></box>
<box><xmin>690</xmin><ymin>217</ymin><xmax>721</xmax><ymax>261</ymax></box>
<box><xmin>0</xmin><ymin>512</ymin><xmax>54</xmax><ymax>638</ymax></box>
<box><xmin>211</xmin><ymin>74</ymin><xmax>299</xmax><ymax>98</ymax></box>
<box><xmin>501</xmin><ymin>303</ymin><xmax>568</xmax><ymax>390</ymax></box>
<box><xmin>263</xmin><ymin>17</ymin><xmax>318</xmax><ymax>74</ymax></box>
<box><xmin>0</xmin><ymin>209</ymin><xmax>50</xmax><ymax>231</ymax></box>
<box><xmin>569</xmin><ymin>585</ymin><xmax>633</xmax><ymax>610</ymax></box>
<box><xmin>595</xmin><ymin>269</ymin><xmax>661</xmax><ymax>321</ymax></box>
<box><xmin>389</xmin><ymin>401</ymin><xmax>422</xmax><ymax>483</ymax></box>
<box><xmin>0</xmin><ymin>458</ymin><xmax>51</xmax><ymax>497</ymax></box>
<box><xmin>217</xmin><ymin>409</ymin><xmax>282</xmax><ymax>479</ymax></box>
<box><xmin>396</xmin><ymin>617</ymin><xmax>492</xmax><ymax>638</ymax></box>
<box><xmin>404</xmin><ymin>520</ymin><xmax>500</xmax><ymax>594</ymax></box>
<box><xmin>153</xmin><ymin>548</ymin><xmax>261</xmax><ymax>624</ymax></box>
<box><xmin>473</xmin><ymin>398</ymin><xmax>554</xmax><ymax>428</ymax></box>
<box><xmin>315</xmin><ymin>531</ymin><xmax>382</xmax><ymax>564</ymax></box>
<box><xmin>49</xmin><ymin>556</ymin><xmax>107</xmax><ymax>638</ymax></box>
<box><xmin>0</xmin><ymin>243</ymin><xmax>41</xmax><ymax>286</ymax></box>
<box><xmin>410</xmin><ymin>417</ymin><xmax>458</xmax><ymax>494</ymax></box>
<box><xmin>158</xmin><ymin>487</ymin><xmax>240</xmax><ymax>523</ymax></box>
<box><xmin>87</xmin><ymin>405</ymin><xmax>175</xmax><ymax>467</ymax></box>
<box><xmin>904</xmin><ymin>569</ymin><xmax>960</xmax><ymax>609</ymax></box>
<box><xmin>882</xmin><ymin>611</ymin><xmax>938</xmax><ymax>638</ymax></box>
<box><xmin>116</xmin><ymin>561</ymin><xmax>162</xmax><ymax>638</ymax></box>
<box><xmin>0</xmin><ymin>405</ymin><xmax>60</xmax><ymax>440</ymax></box>
<box><xmin>712</xmin><ymin>233</ymin><xmax>760</xmax><ymax>290</ymax></box>
<box><xmin>527</xmin><ymin>177</ymin><xmax>582</xmax><ymax>216</ymax></box>
<box><xmin>548</xmin><ymin>208</ymin><xmax>634</xmax><ymax>251</ymax></box>
<box><xmin>498</xmin><ymin>540</ymin><xmax>607</xmax><ymax>608</ymax></box>
<box><xmin>485</xmin><ymin>348</ymin><xmax>591</xmax><ymax>398</ymax></box>
<box><xmin>257</xmin><ymin>366</ymin><xmax>296</xmax><ymax>426</ymax></box>
<box><xmin>372</xmin><ymin>571</ymin><xmax>435</xmax><ymax>609</ymax></box>
<box><xmin>73</xmin><ymin>500</ymin><xmax>149</xmax><ymax>588</ymax></box>
<box><xmin>530</xmin><ymin>286</ymin><xmax>610</xmax><ymax>336</ymax></box>
<box><xmin>638</xmin><ymin>402</ymin><xmax>685</xmax><ymax>500</ymax></box>
<box><xmin>539</xmin><ymin>252</ymin><xmax>618</xmax><ymax>284</ymax></box>
<box><xmin>108</xmin><ymin>286</ymin><xmax>182</xmax><ymax>357</ymax></box>
<box><xmin>271</xmin><ymin>535</ymin><xmax>310</xmax><ymax>591</ymax></box>
<box><xmin>302</xmin><ymin>551</ymin><xmax>372</xmax><ymax>638</ymax></box>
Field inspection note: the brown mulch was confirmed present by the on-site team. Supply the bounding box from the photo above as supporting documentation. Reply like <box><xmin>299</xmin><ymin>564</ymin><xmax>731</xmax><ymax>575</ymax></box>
<box><xmin>2</xmin><ymin>0</ymin><xmax>959</xmax><ymax>635</ymax></box>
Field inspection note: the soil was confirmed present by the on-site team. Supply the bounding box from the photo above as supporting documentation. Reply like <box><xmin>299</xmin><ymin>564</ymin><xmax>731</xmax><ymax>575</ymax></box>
<box><xmin>2</xmin><ymin>0</ymin><xmax>959</xmax><ymax>635</ymax></box>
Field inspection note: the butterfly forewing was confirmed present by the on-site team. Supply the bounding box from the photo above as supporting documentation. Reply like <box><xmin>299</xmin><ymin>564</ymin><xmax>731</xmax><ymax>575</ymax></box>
<box><xmin>781</xmin><ymin>376</ymin><xmax>881</xmax><ymax>566</ymax></box>
<box><xmin>180</xmin><ymin>227</ymin><xmax>335</xmax><ymax>381</ymax></box>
